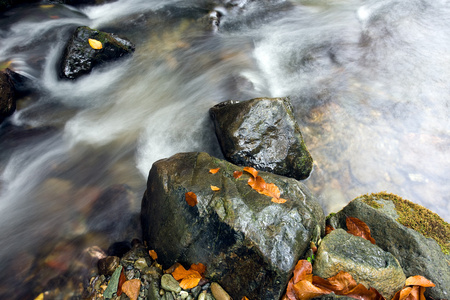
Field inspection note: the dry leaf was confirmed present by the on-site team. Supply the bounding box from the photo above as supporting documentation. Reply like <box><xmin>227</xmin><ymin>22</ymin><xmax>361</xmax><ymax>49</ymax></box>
<box><xmin>34</xmin><ymin>293</ymin><xmax>44</xmax><ymax>300</ymax></box>
<box><xmin>262</xmin><ymin>183</ymin><xmax>281</xmax><ymax>199</ymax></box>
<box><xmin>149</xmin><ymin>250</ymin><xmax>158</xmax><ymax>260</ymax></box>
<box><xmin>233</xmin><ymin>171</ymin><xmax>243</xmax><ymax>179</ymax></box>
<box><xmin>185</xmin><ymin>192</ymin><xmax>197</xmax><ymax>207</ymax></box>
<box><xmin>248</xmin><ymin>175</ymin><xmax>266</xmax><ymax>193</ymax></box>
<box><xmin>325</xmin><ymin>224</ymin><xmax>335</xmax><ymax>235</ymax></box>
<box><xmin>122</xmin><ymin>279</ymin><xmax>141</xmax><ymax>300</ymax></box>
<box><xmin>190</xmin><ymin>263</ymin><xmax>206</xmax><ymax>276</ymax></box>
<box><xmin>117</xmin><ymin>268</ymin><xmax>127</xmax><ymax>296</ymax></box>
<box><xmin>179</xmin><ymin>271</ymin><xmax>202</xmax><ymax>289</ymax></box>
<box><xmin>211</xmin><ymin>185</ymin><xmax>220</xmax><ymax>191</ymax></box>
<box><xmin>405</xmin><ymin>275</ymin><xmax>435</xmax><ymax>287</ymax></box>
<box><xmin>272</xmin><ymin>197</ymin><xmax>287</xmax><ymax>203</ymax></box>
<box><xmin>88</xmin><ymin>38</ymin><xmax>103</xmax><ymax>50</ymax></box>
<box><xmin>292</xmin><ymin>260</ymin><xmax>313</xmax><ymax>284</ymax></box>
<box><xmin>293</xmin><ymin>280</ymin><xmax>330</xmax><ymax>299</ymax></box>
<box><xmin>346</xmin><ymin>216</ymin><xmax>376</xmax><ymax>244</ymax></box>
<box><xmin>243</xmin><ymin>166</ymin><xmax>259</xmax><ymax>178</ymax></box>
<box><xmin>209</xmin><ymin>168</ymin><xmax>220</xmax><ymax>174</ymax></box>
<box><xmin>172</xmin><ymin>264</ymin><xmax>191</xmax><ymax>280</ymax></box>
<box><xmin>242</xmin><ymin>297</ymin><xmax>250</xmax><ymax>300</ymax></box>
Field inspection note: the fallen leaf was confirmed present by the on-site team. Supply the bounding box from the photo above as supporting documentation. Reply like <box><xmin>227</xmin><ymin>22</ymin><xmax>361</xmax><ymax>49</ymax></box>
<box><xmin>233</xmin><ymin>171</ymin><xmax>243</xmax><ymax>179</ymax></box>
<box><xmin>172</xmin><ymin>264</ymin><xmax>191</xmax><ymax>280</ymax></box>
<box><xmin>179</xmin><ymin>271</ymin><xmax>202</xmax><ymax>289</ymax></box>
<box><xmin>405</xmin><ymin>275</ymin><xmax>435</xmax><ymax>287</ymax></box>
<box><xmin>325</xmin><ymin>224</ymin><xmax>335</xmax><ymax>235</ymax></box>
<box><xmin>190</xmin><ymin>263</ymin><xmax>206</xmax><ymax>276</ymax></box>
<box><xmin>346</xmin><ymin>216</ymin><xmax>376</xmax><ymax>244</ymax></box>
<box><xmin>262</xmin><ymin>183</ymin><xmax>281</xmax><ymax>199</ymax></box>
<box><xmin>164</xmin><ymin>262</ymin><xmax>181</xmax><ymax>274</ymax></box>
<box><xmin>88</xmin><ymin>38</ymin><xmax>103</xmax><ymax>50</ymax></box>
<box><xmin>243</xmin><ymin>166</ymin><xmax>259</xmax><ymax>178</ymax></box>
<box><xmin>242</xmin><ymin>297</ymin><xmax>250</xmax><ymax>300</ymax></box>
<box><xmin>211</xmin><ymin>185</ymin><xmax>220</xmax><ymax>191</ymax></box>
<box><xmin>248</xmin><ymin>175</ymin><xmax>266</xmax><ymax>193</ymax></box>
<box><xmin>293</xmin><ymin>280</ymin><xmax>330</xmax><ymax>299</ymax></box>
<box><xmin>209</xmin><ymin>168</ymin><xmax>220</xmax><ymax>174</ymax></box>
<box><xmin>40</xmin><ymin>4</ymin><xmax>54</xmax><ymax>8</ymax></box>
<box><xmin>272</xmin><ymin>197</ymin><xmax>287</xmax><ymax>203</ymax></box>
<box><xmin>185</xmin><ymin>192</ymin><xmax>197</xmax><ymax>207</ymax></box>
<box><xmin>34</xmin><ymin>293</ymin><xmax>44</xmax><ymax>300</ymax></box>
<box><xmin>149</xmin><ymin>250</ymin><xmax>158</xmax><ymax>260</ymax></box>
<box><xmin>117</xmin><ymin>268</ymin><xmax>127</xmax><ymax>296</ymax></box>
<box><xmin>122</xmin><ymin>279</ymin><xmax>141</xmax><ymax>300</ymax></box>
<box><xmin>292</xmin><ymin>260</ymin><xmax>313</xmax><ymax>284</ymax></box>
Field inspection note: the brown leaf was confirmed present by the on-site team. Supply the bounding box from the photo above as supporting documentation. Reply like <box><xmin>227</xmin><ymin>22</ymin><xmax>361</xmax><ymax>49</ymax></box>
<box><xmin>405</xmin><ymin>275</ymin><xmax>435</xmax><ymax>287</ymax></box>
<box><xmin>122</xmin><ymin>279</ymin><xmax>141</xmax><ymax>300</ymax></box>
<box><xmin>344</xmin><ymin>284</ymin><xmax>385</xmax><ymax>300</ymax></box>
<box><xmin>346</xmin><ymin>216</ymin><xmax>376</xmax><ymax>244</ymax></box>
<box><xmin>325</xmin><ymin>224</ymin><xmax>335</xmax><ymax>235</ymax></box>
<box><xmin>210</xmin><ymin>185</ymin><xmax>220</xmax><ymax>191</ymax></box>
<box><xmin>243</xmin><ymin>166</ymin><xmax>259</xmax><ymax>178</ymax></box>
<box><xmin>292</xmin><ymin>260</ymin><xmax>313</xmax><ymax>284</ymax></box>
<box><xmin>185</xmin><ymin>192</ymin><xmax>197</xmax><ymax>207</ymax></box>
<box><xmin>262</xmin><ymin>183</ymin><xmax>281</xmax><ymax>199</ymax></box>
<box><xmin>179</xmin><ymin>270</ymin><xmax>202</xmax><ymax>289</ymax></box>
<box><xmin>117</xmin><ymin>268</ymin><xmax>127</xmax><ymax>296</ymax></box>
<box><xmin>149</xmin><ymin>250</ymin><xmax>158</xmax><ymax>260</ymax></box>
<box><xmin>233</xmin><ymin>171</ymin><xmax>243</xmax><ymax>179</ymax></box>
<box><xmin>293</xmin><ymin>280</ymin><xmax>331</xmax><ymax>300</ymax></box>
<box><xmin>209</xmin><ymin>168</ymin><xmax>220</xmax><ymax>174</ymax></box>
<box><xmin>88</xmin><ymin>38</ymin><xmax>103</xmax><ymax>50</ymax></box>
<box><xmin>286</xmin><ymin>280</ymin><xmax>297</xmax><ymax>300</ymax></box>
<box><xmin>190</xmin><ymin>263</ymin><xmax>206</xmax><ymax>276</ymax></box>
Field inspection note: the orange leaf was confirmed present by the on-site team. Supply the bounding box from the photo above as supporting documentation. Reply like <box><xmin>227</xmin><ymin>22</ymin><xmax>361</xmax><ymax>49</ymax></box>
<box><xmin>346</xmin><ymin>216</ymin><xmax>376</xmax><ymax>244</ymax></box>
<box><xmin>272</xmin><ymin>197</ymin><xmax>287</xmax><ymax>203</ymax></box>
<box><xmin>405</xmin><ymin>275</ymin><xmax>435</xmax><ymax>287</ymax></box>
<box><xmin>122</xmin><ymin>279</ymin><xmax>141</xmax><ymax>300</ymax></box>
<box><xmin>179</xmin><ymin>270</ymin><xmax>202</xmax><ymax>289</ymax></box>
<box><xmin>185</xmin><ymin>192</ymin><xmax>197</xmax><ymax>207</ymax></box>
<box><xmin>233</xmin><ymin>171</ymin><xmax>243</xmax><ymax>179</ymax></box>
<box><xmin>117</xmin><ymin>268</ymin><xmax>127</xmax><ymax>296</ymax></box>
<box><xmin>312</xmin><ymin>271</ymin><xmax>357</xmax><ymax>293</ymax></box>
<box><xmin>172</xmin><ymin>264</ymin><xmax>191</xmax><ymax>280</ymax></box>
<box><xmin>292</xmin><ymin>260</ymin><xmax>313</xmax><ymax>284</ymax></box>
<box><xmin>149</xmin><ymin>250</ymin><xmax>158</xmax><ymax>260</ymax></box>
<box><xmin>242</xmin><ymin>297</ymin><xmax>249</xmax><ymax>300</ymax></box>
<box><xmin>293</xmin><ymin>280</ymin><xmax>331</xmax><ymax>299</ymax></box>
<box><xmin>243</xmin><ymin>166</ymin><xmax>258</xmax><ymax>178</ymax></box>
<box><xmin>248</xmin><ymin>175</ymin><xmax>266</xmax><ymax>193</ymax></box>
<box><xmin>343</xmin><ymin>284</ymin><xmax>385</xmax><ymax>300</ymax></box>
<box><xmin>211</xmin><ymin>185</ymin><xmax>220</xmax><ymax>191</ymax></box>
<box><xmin>325</xmin><ymin>224</ymin><xmax>335</xmax><ymax>235</ymax></box>
<box><xmin>262</xmin><ymin>183</ymin><xmax>281</xmax><ymax>199</ymax></box>
<box><xmin>286</xmin><ymin>280</ymin><xmax>297</xmax><ymax>300</ymax></box>
<box><xmin>209</xmin><ymin>168</ymin><xmax>220</xmax><ymax>174</ymax></box>
<box><xmin>88</xmin><ymin>38</ymin><xmax>103</xmax><ymax>50</ymax></box>
<box><xmin>190</xmin><ymin>263</ymin><xmax>206</xmax><ymax>276</ymax></box>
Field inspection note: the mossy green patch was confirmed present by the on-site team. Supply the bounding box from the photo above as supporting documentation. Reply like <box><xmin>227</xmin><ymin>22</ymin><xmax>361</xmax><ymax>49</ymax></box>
<box><xmin>359</xmin><ymin>192</ymin><xmax>450</xmax><ymax>255</ymax></box>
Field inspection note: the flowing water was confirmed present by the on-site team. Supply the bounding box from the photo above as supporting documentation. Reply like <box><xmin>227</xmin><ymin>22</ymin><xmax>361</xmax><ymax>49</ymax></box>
<box><xmin>0</xmin><ymin>0</ymin><xmax>449</xmax><ymax>298</ymax></box>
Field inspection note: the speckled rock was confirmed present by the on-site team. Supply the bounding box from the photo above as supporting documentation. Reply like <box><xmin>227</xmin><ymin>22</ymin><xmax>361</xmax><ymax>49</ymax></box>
<box><xmin>0</xmin><ymin>70</ymin><xmax>16</xmax><ymax>124</ymax></box>
<box><xmin>313</xmin><ymin>229</ymin><xmax>405</xmax><ymax>299</ymax></box>
<box><xmin>161</xmin><ymin>274</ymin><xmax>181</xmax><ymax>293</ymax></box>
<box><xmin>141</xmin><ymin>152</ymin><xmax>325</xmax><ymax>299</ymax></box>
<box><xmin>210</xmin><ymin>97</ymin><xmax>313</xmax><ymax>180</ymax></box>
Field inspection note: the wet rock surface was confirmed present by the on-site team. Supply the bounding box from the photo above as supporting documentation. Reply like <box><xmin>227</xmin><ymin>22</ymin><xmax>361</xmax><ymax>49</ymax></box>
<box><xmin>141</xmin><ymin>151</ymin><xmax>324</xmax><ymax>299</ymax></box>
<box><xmin>0</xmin><ymin>69</ymin><xmax>16</xmax><ymax>124</ymax></box>
<box><xmin>328</xmin><ymin>195</ymin><xmax>450</xmax><ymax>300</ymax></box>
<box><xmin>60</xmin><ymin>26</ymin><xmax>135</xmax><ymax>80</ymax></box>
<box><xmin>210</xmin><ymin>97</ymin><xmax>314</xmax><ymax>180</ymax></box>
<box><xmin>313</xmin><ymin>229</ymin><xmax>405</xmax><ymax>299</ymax></box>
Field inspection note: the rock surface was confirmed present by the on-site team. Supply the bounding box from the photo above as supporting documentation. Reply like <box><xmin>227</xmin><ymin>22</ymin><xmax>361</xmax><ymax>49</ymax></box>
<box><xmin>328</xmin><ymin>196</ymin><xmax>450</xmax><ymax>299</ymax></box>
<box><xmin>141</xmin><ymin>152</ymin><xmax>324</xmax><ymax>299</ymax></box>
<box><xmin>60</xmin><ymin>26</ymin><xmax>135</xmax><ymax>80</ymax></box>
<box><xmin>0</xmin><ymin>70</ymin><xmax>16</xmax><ymax>124</ymax></box>
<box><xmin>313</xmin><ymin>229</ymin><xmax>405</xmax><ymax>299</ymax></box>
<box><xmin>210</xmin><ymin>97</ymin><xmax>313</xmax><ymax>180</ymax></box>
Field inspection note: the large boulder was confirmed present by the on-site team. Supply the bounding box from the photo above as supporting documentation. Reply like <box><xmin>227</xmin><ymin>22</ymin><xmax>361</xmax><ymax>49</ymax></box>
<box><xmin>141</xmin><ymin>152</ymin><xmax>325</xmax><ymax>299</ymax></box>
<box><xmin>60</xmin><ymin>26</ymin><xmax>135</xmax><ymax>80</ymax></box>
<box><xmin>313</xmin><ymin>229</ymin><xmax>405</xmax><ymax>299</ymax></box>
<box><xmin>0</xmin><ymin>70</ymin><xmax>16</xmax><ymax>124</ymax></box>
<box><xmin>327</xmin><ymin>193</ymin><xmax>450</xmax><ymax>300</ymax></box>
<box><xmin>210</xmin><ymin>97</ymin><xmax>313</xmax><ymax>180</ymax></box>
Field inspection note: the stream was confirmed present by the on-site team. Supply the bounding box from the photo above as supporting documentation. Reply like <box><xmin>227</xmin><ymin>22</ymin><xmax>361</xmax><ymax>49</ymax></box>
<box><xmin>0</xmin><ymin>0</ymin><xmax>449</xmax><ymax>298</ymax></box>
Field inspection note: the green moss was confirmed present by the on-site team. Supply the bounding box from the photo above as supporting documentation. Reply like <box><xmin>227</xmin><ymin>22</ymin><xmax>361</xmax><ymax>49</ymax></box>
<box><xmin>360</xmin><ymin>192</ymin><xmax>450</xmax><ymax>255</ymax></box>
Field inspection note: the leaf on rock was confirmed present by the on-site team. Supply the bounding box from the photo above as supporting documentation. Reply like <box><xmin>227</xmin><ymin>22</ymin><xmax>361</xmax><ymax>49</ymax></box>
<box><xmin>179</xmin><ymin>271</ymin><xmax>202</xmax><ymax>289</ymax></box>
<box><xmin>185</xmin><ymin>192</ymin><xmax>197</xmax><ymax>207</ymax></box>
<box><xmin>272</xmin><ymin>197</ymin><xmax>287</xmax><ymax>203</ymax></box>
<box><xmin>325</xmin><ymin>224</ymin><xmax>335</xmax><ymax>235</ymax></box>
<box><xmin>211</xmin><ymin>185</ymin><xmax>220</xmax><ymax>191</ymax></box>
<box><xmin>172</xmin><ymin>264</ymin><xmax>191</xmax><ymax>280</ymax></box>
<box><xmin>243</xmin><ymin>166</ymin><xmax>259</xmax><ymax>178</ymax></box>
<box><xmin>88</xmin><ymin>38</ymin><xmax>103</xmax><ymax>50</ymax></box>
<box><xmin>172</xmin><ymin>263</ymin><xmax>203</xmax><ymax>289</ymax></box>
<box><xmin>292</xmin><ymin>260</ymin><xmax>313</xmax><ymax>284</ymax></box>
<box><xmin>242</xmin><ymin>297</ymin><xmax>250</xmax><ymax>300</ymax></box>
<box><xmin>262</xmin><ymin>183</ymin><xmax>281</xmax><ymax>199</ymax></box>
<box><xmin>248</xmin><ymin>175</ymin><xmax>266</xmax><ymax>193</ymax></box>
<box><xmin>346</xmin><ymin>216</ymin><xmax>376</xmax><ymax>244</ymax></box>
<box><xmin>233</xmin><ymin>171</ymin><xmax>243</xmax><ymax>179</ymax></box>
<box><xmin>209</xmin><ymin>168</ymin><xmax>220</xmax><ymax>174</ymax></box>
<box><xmin>34</xmin><ymin>293</ymin><xmax>44</xmax><ymax>300</ymax></box>
<box><xmin>122</xmin><ymin>279</ymin><xmax>141</xmax><ymax>300</ymax></box>
<box><xmin>293</xmin><ymin>280</ymin><xmax>330</xmax><ymax>299</ymax></box>
<box><xmin>149</xmin><ymin>250</ymin><xmax>158</xmax><ymax>260</ymax></box>
<box><xmin>190</xmin><ymin>263</ymin><xmax>206</xmax><ymax>276</ymax></box>
<box><xmin>405</xmin><ymin>275</ymin><xmax>435</xmax><ymax>287</ymax></box>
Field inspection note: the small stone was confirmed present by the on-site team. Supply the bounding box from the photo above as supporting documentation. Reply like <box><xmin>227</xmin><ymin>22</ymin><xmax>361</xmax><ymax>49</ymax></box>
<box><xmin>135</xmin><ymin>258</ymin><xmax>148</xmax><ymax>270</ymax></box>
<box><xmin>201</xmin><ymin>283</ymin><xmax>210</xmax><ymax>290</ymax></box>
<box><xmin>210</xmin><ymin>283</ymin><xmax>231</xmax><ymax>300</ymax></box>
<box><xmin>103</xmin><ymin>265</ymin><xmax>123</xmax><ymax>298</ymax></box>
<box><xmin>190</xmin><ymin>286</ymin><xmax>201</xmax><ymax>298</ymax></box>
<box><xmin>161</xmin><ymin>274</ymin><xmax>181</xmax><ymax>293</ymax></box>
<box><xmin>205</xmin><ymin>293</ymin><xmax>214</xmax><ymax>300</ymax></box>
<box><xmin>186</xmin><ymin>296</ymin><xmax>193</xmax><ymax>300</ymax></box>
<box><xmin>126</xmin><ymin>269</ymin><xmax>135</xmax><ymax>280</ymax></box>
<box><xmin>198</xmin><ymin>291</ymin><xmax>207</xmax><ymax>300</ymax></box>
<box><xmin>160</xmin><ymin>289</ymin><xmax>165</xmax><ymax>295</ymax></box>
<box><xmin>180</xmin><ymin>291</ymin><xmax>189</xmax><ymax>299</ymax></box>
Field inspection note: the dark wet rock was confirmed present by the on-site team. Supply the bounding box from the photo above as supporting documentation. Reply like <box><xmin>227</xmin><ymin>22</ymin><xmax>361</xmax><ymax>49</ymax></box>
<box><xmin>51</xmin><ymin>0</ymin><xmax>116</xmax><ymax>6</ymax></box>
<box><xmin>0</xmin><ymin>70</ymin><xmax>16</xmax><ymax>124</ymax></box>
<box><xmin>97</xmin><ymin>256</ymin><xmax>120</xmax><ymax>276</ymax></box>
<box><xmin>210</xmin><ymin>97</ymin><xmax>313</xmax><ymax>180</ymax></box>
<box><xmin>312</xmin><ymin>294</ymin><xmax>357</xmax><ymax>300</ymax></box>
<box><xmin>141</xmin><ymin>152</ymin><xmax>324</xmax><ymax>300</ymax></box>
<box><xmin>60</xmin><ymin>26</ymin><xmax>135</xmax><ymax>80</ymax></box>
<box><xmin>313</xmin><ymin>229</ymin><xmax>405</xmax><ymax>299</ymax></box>
<box><xmin>328</xmin><ymin>195</ymin><xmax>450</xmax><ymax>300</ymax></box>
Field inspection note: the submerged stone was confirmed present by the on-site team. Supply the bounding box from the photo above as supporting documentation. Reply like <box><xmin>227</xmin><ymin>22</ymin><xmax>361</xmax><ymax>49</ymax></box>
<box><xmin>0</xmin><ymin>70</ymin><xmax>16</xmax><ymax>124</ymax></box>
<box><xmin>60</xmin><ymin>26</ymin><xmax>135</xmax><ymax>80</ymax></box>
<box><xmin>141</xmin><ymin>152</ymin><xmax>324</xmax><ymax>299</ymax></box>
<box><xmin>210</xmin><ymin>97</ymin><xmax>313</xmax><ymax>180</ymax></box>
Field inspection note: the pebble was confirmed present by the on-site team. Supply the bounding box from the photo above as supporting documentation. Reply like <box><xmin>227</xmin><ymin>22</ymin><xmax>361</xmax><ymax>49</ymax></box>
<box><xmin>135</xmin><ymin>257</ymin><xmax>148</xmax><ymax>269</ymax></box>
<box><xmin>97</xmin><ymin>256</ymin><xmax>120</xmax><ymax>276</ymax></box>
<box><xmin>210</xmin><ymin>282</ymin><xmax>231</xmax><ymax>300</ymax></box>
<box><xmin>161</xmin><ymin>274</ymin><xmax>181</xmax><ymax>293</ymax></box>
<box><xmin>198</xmin><ymin>291</ymin><xmax>207</xmax><ymax>300</ymax></box>
<box><xmin>180</xmin><ymin>291</ymin><xmax>189</xmax><ymax>299</ymax></box>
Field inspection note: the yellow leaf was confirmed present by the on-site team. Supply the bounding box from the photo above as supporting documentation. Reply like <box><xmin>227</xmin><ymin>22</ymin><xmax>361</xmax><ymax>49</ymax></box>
<box><xmin>88</xmin><ymin>38</ymin><xmax>103</xmax><ymax>50</ymax></box>
<box><xmin>209</xmin><ymin>168</ymin><xmax>220</xmax><ymax>174</ymax></box>
<box><xmin>40</xmin><ymin>4</ymin><xmax>54</xmax><ymax>8</ymax></box>
<box><xmin>34</xmin><ymin>293</ymin><xmax>44</xmax><ymax>300</ymax></box>
<box><xmin>211</xmin><ymin>185</ymin><xmax>220</xmax><ymax>191</ymax></box>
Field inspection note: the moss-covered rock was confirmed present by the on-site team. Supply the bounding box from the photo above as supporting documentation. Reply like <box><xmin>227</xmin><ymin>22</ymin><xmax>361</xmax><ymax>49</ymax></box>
<box><xmin>328</xmin><ymin>193</ymin><xmax>450</xmax><ymax>299</ymax></box>
<box><xmin>210</xmin><ymin>97</ymin><xmax>314</xmax><ymax>180</ymax></box>
<box><xmin>59</xmin><ymin>26</ymin><xmax>135</xmax><ymax>80</ymax></box>
<box><xmin>141</xmin><ymin>152</ymin><xmax>325</xmax><ymax>300</ymax></box>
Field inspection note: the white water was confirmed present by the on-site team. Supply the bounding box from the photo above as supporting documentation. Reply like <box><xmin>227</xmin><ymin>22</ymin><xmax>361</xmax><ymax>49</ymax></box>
<box><xmin>0</xmin><ymin>0</ymin><xmax>449</xmax><ymax>297</ymax></box>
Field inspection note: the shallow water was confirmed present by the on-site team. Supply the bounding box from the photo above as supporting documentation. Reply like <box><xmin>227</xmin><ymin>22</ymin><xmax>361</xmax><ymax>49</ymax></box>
<box><xmin>0</xmin><ymin>0</ymin><xmax>449</xmax><ymax>298</ymax></box>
